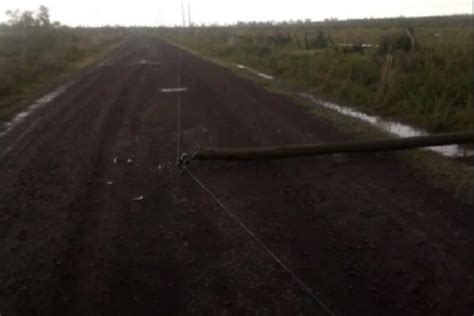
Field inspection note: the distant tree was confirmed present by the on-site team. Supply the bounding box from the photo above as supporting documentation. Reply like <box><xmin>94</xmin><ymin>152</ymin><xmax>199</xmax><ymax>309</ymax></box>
<box><xmin>5</xmin><ymin>5</ymin><xmax>52</xmax><ymax>28</ymax></box>
<box><xmin>19</xmin><ymin>10</ymin><xmax>37</xmax><ymax>27</ymax></box>
<box><xmin>5</xmin><ymin>9</ymin><xmax>21</xmax><ymax>26</ymax></box>
<box><xmin>37</xmin><ymin>5</ymin><xmax>50</xmax><ymax>27</ymax></box>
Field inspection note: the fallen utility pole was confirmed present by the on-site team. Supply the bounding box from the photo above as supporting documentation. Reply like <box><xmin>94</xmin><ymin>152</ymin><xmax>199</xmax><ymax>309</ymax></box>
<box><xmin>192</xmin><ymin>131</ymin><xmax>474</xmax><ymax>161</ymax></box>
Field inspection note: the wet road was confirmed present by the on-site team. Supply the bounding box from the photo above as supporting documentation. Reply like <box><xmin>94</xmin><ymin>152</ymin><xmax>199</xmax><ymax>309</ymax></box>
<box><xmin>0</xmin><ymin>36</ymin><xmax>473</xmax><ymax>315</ymax></box>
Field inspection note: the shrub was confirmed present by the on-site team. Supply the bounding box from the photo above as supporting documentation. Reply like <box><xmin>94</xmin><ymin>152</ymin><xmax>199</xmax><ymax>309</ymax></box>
<box><xmin>378</xmin><ymin>29</ymin><xmax>417</xmax><ymax>54</ymax></box>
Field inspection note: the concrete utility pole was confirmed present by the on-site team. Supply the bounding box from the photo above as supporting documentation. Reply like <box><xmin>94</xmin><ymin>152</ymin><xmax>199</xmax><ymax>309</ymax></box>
<box><xmin>187</xmin><ymin>0</ymin><xmax>192</xmax><ymax>26</ymax></box>
<box><xmin>191</xmin><ymin>132</ymin><xmax>474</xmax><ymax>161</ymax></box>
<box><xmin>180</xmin><ymin>0</ymin><xmax>186</xmax><ymax>27</ymax></box>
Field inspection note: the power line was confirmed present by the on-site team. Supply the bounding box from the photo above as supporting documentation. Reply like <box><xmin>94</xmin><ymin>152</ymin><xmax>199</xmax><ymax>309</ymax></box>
<box><xmin>183</xmin><ymin>166</ymin><xmax>336</xmax><ymax>316</ymax></box>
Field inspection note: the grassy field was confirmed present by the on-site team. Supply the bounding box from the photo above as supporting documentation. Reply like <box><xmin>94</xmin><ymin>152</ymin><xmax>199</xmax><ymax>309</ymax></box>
<box><xmin>161</xmin><ymin>15</ymin><xmax>474</xmax><ymax>133</ymax></box>
<box><xmin>0</xmin><ymin>24</ymin><xmax>124</xmax><ymax>122</ymax></box>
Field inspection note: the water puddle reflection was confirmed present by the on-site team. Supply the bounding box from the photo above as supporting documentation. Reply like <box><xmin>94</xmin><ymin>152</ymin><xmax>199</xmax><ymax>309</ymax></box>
<box><xmin>236</xmin><ymin>64</ymin><xmax>274</xmax><ymax>80</ymax></box>
<box><xmin>0</xmin><ymin>82</ymin><xmax>72</xmax><ymax>138</ymax></box>
<box><xmin>299</xmin><ymin>93</ymin><xmax>474</xmax><ymax>158</ymax></box>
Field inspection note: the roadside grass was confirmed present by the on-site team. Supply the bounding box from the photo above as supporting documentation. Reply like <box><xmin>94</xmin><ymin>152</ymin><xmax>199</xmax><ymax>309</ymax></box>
<box><xmin>157</xmin><ymin>28</ymin><xmax>474</xmax><ymax>205</ymax></box>
<box><xmin>160</xmin><ymin>15</ymin><xmax>474</xmax><ymax>133</ymax></box>
<box><xmin>0</xmin><ymin>26</ymin><xmax>125</xmax><ymax>122</ymax></box>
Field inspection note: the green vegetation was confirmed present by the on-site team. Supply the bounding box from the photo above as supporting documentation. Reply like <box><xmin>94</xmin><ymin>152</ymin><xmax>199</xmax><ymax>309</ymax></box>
<box><xmin>161</xmin><ymin>15</ymin><xmax>474</xmax><ymax>133</ymax></box>
<box><xmin>0</xmin><ymin>6</ymin><xmax>125</xmax><ymax>122</ymax></box>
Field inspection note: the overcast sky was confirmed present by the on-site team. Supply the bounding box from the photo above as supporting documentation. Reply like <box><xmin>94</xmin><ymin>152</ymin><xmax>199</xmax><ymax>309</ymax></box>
<box><xmin>0</xmin><ymin>0</ymin><xmax>472</xmax><ymax>26</ymax></box>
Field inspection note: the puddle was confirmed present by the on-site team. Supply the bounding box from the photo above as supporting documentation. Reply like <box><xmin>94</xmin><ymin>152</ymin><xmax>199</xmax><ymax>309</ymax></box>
<box><xmin>236</xmin><ymin>64</ymin><xmax>274</xmax><ymax>80</ymax></box>
<box><xmin>139</xmin><ymin>59</ymin><xmax>161</xmax><ymax>67</ymax></box>
<box><xmin>338</xmin><ymin>43</ymin><xmax>379</xmax><ymax>48</ymax></box>
<box><xmin>0</xmin><ymin>82</ymin><xmax>72</xmax><ymax>138</ymax></box>
<box><xmin>299</xmin><ymin>93</ymin><xmax>474</xmax><ymax>158</ymax></box>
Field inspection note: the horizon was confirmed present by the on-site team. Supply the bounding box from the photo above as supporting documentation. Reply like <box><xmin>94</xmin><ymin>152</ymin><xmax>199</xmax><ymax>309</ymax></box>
<box><xmin>2</xmin><ymin>13</ymin><xmax>472</xmax><ymax>28</ymax></box>
<box><xmin>0</xmin><ymin>0</ymin><xmax>472</xmax><ymax>27</ymax></box>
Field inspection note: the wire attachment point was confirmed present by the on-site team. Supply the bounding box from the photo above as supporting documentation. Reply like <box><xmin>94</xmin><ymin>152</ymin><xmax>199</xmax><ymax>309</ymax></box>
<box><xmin>177</xmin><ymin>152</ymin><xmax>190</xmax><ymax>168</ymax></box>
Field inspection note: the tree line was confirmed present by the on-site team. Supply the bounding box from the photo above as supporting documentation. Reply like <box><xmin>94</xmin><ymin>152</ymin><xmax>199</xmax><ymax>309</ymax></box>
<box><xmin>4</xmin><ymin>5</ymin><xmax>60</xmax><ymax>28</ymax></box>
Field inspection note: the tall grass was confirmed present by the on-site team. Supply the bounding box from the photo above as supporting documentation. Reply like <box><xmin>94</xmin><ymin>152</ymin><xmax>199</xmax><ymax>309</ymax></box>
<box><xmin>161</xmin><ymin>16</ymin><xmax>473</xmax><ymax>132</ymax></box>
<box><xmin>0</xmin><ymin>25</ymin><xmax>124</xmax><ymax>121</ymax></box>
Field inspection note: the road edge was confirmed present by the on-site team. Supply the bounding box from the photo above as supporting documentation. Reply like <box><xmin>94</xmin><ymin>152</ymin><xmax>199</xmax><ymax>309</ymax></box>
<box><xmin>159</xmin><ymin>34</ymin><xmax>474</xmax><ymax>205</ymax></box>
<box><xmin>0</xmin><ymin>39</ymin><xmax>125</xmax><ymax>125</ymax></box>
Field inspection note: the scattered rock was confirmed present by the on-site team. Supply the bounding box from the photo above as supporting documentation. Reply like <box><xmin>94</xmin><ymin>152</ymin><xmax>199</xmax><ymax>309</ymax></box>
<box><xmin>132</xmin><ymin>195</ymin><xmax>144</xmax><ymax>201</ymax></box>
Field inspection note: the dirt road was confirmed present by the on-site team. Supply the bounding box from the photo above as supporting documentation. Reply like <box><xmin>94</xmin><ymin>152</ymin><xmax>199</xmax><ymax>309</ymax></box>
<box><xmin>1</xmin><ymin>36</ymin><xmax>473</xmax><ymax>315</ymax></box>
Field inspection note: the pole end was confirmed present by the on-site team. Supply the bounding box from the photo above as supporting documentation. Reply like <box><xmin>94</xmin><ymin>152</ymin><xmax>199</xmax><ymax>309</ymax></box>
<box><xmin>177</xmin><ymin>152</ymin><xmax>190</xmax><ymax>168</ymax></box>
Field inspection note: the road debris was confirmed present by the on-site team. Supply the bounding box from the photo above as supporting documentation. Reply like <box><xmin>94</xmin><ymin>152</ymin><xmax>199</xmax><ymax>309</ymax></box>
<box><xmin>113</xmin><ymin>157</ymin><xmax>119</xmax><ymax>164</ymax></box>
<box><xmin>127</xmin><ymin>158</ymin><xmax>133</xmax><ymax>165</ymax></box>
<box><xmin>132</xmin><ymin>195</ymin><xmax>144</xmax><ymax>201</ymax></box>
<box><xmin>161</xmin><ymin>87</ymin><xmax>188</xmax><ymax>93</ymax></box>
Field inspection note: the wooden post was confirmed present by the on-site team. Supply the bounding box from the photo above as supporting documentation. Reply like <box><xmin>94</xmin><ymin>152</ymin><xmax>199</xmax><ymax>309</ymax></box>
<box><xmin>192</xmin><ymin>132</ymin><xmax>474</xmax><ymax>162</ymax></box>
